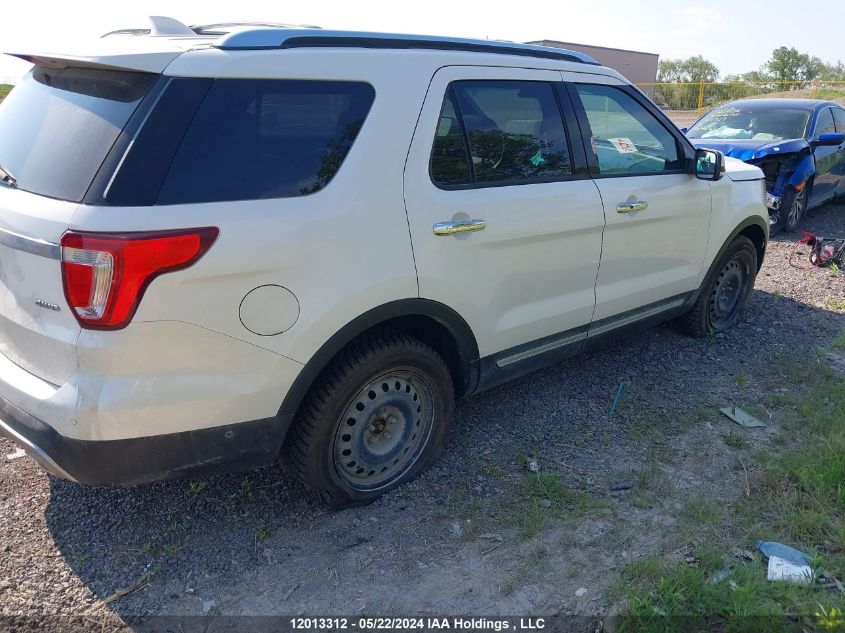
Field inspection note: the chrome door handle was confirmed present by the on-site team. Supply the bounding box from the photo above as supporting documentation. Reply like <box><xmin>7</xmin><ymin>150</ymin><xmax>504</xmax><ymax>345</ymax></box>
<box><xmin>616</xmin><ymin>201</ymin><xmax>648</xmax><ymax>213</ymax></box>
<box><xmin>433</xmin><ymin>219</ymin><xmax>487</xmax><ymax>235</ymax></box>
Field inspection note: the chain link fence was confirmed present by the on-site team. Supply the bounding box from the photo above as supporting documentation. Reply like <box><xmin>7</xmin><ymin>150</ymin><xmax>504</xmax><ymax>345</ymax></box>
<box><xmin>637</xmin><ymin>80</ymin><xmax>845</xmax><ymax>128</ymax></box>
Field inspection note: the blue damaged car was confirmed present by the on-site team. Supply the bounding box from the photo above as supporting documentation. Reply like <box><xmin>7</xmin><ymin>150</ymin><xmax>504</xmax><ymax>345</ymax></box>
<box><xmin>685</xmin><ymin>99</ymin><xmax>845</xmax><ymax>231</ymax></box>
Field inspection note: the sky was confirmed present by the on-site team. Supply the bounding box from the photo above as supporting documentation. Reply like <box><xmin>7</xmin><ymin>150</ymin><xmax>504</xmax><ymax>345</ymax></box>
<box><xmin>1</xmin><ymin>0</ymin><xmax>843</xmax><ymax>82</ymax></box>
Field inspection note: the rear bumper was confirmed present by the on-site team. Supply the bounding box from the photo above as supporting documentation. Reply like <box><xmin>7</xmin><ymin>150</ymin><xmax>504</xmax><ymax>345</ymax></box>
<box><xmin>0</xmin><ymin>393</ymin><xmax>288</xmax><ymax>485</ymax></box>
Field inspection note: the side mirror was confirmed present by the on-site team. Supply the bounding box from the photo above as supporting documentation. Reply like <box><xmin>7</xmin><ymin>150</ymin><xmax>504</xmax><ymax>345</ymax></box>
<box><xmin>694</xmin><ymin>148</ymin><xmax>725</xmax><ymax>181</ymax></box>
<box><xmin>812</xmin><ymin>132</ymin><xmax>845</xmax><ymax>147</ymax></box>
<box><xmin>680</xmin><ymin>127</ymin><xmax>688</xmax><ymax>134</ymax></box>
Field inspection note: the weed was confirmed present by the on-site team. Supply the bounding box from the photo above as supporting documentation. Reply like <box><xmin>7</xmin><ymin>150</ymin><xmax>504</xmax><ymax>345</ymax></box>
<box><xmin>188</xmin><ymin>481</ymin><xmax>207</xmax><ymax>495</ymax></box>
<box><xmin>498</xmin><ymin>546</ymin><xmax>550</xmax><ymax>594</ymax></box>
<box><xmin>481</xmin><ymin>461</ymin><xmax>507</xmax><ymax>482</ymax></box>
<box><xmin>257</xmin><ymin>522</ymin><xmax>272</xmax><ymax>542</ymax></box>
<box><xmin>826</xmin><ymin>297</ymin><xmax>845</xmax><ymax>311</ymax></box>
<box><xmin>677</xmin><ymin>496</ymin><xmax>722</xmax><ymax>525</ymax></box>
<box><xmin>724</xmin><ymin>433</ymin><xmax>749</xmax><ymax>449</ymax></box>
<box><xmin>679</xmin><ymin>409</ymin><xmax>711</xmax><ymax>430</ymax></box>
<box><xmin>734</xmin><ymin>372</ymin><xmax>748</xmax><ymax>387</ymax></box>
<box><xmin>228</xmin><ymin>476</ymin><xmax>256</xmax><ymax>503</ymax></box>
<box><xmin>511</xmin><ymin>472</ymin><xmax>602</xmax><ymax>538</ymax></box>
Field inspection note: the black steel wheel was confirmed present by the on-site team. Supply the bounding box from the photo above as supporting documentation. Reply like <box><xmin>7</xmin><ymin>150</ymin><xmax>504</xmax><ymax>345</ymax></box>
<box><xmin>680</xmin><ymin>235</ymin><xmax>758</xmax><ymax>337</ymax></box>
<box><xmin>287</xmin><ymin>329</ymin><xmax>454</xmax><ymax>507</ymax></box>
<box><xmin>333</xmin><ymin>370</ymin><xmax>435</xmax><ymax>491</ymax></box>
<box><xmin>708</xmin><ymin>258</ymin><xmax>748</xmax><ymax>330</ymax></box>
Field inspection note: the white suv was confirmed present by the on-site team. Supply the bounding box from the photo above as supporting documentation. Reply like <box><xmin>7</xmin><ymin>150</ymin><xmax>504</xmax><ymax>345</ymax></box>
<box><xmin>0</xmin><ymin>19</ymin><xmax>768</xmax><ymax>506</ymax></box>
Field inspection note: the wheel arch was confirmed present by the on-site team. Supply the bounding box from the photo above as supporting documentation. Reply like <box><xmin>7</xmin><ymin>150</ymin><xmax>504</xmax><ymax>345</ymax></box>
<box><xmin>276</xmin><ymin>299</ymin><xmax>480</xmax><ymax>428</ymax></box>
<box><xmin>694</xmin><ymin>216</ymin><xmax>767</xmax><ymax>308</ymax></box>
<box><xmin>735</xmin><ymin>220</ymin><xmax>767</xmax><ymax>272</ymax></box>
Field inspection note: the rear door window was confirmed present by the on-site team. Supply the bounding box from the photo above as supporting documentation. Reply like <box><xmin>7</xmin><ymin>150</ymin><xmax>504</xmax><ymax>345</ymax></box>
<box><xmin>430</xmin><ymin>89</ymin><xmax>473</xmax><ymax>186</ymax></box>
<box><xmin>430</xmin><ymin>80</ymin><xmax>573</xmax><ymax>187</ymax></box>
<box><xmin>0</xmin><ymin>66</ymin><xmax>156</xmax><ymax>201</ymax></box>
<box><xmin>157</xmin><ymin>80</ymin><xmax>375</xmax><ymax>204</ymax></box>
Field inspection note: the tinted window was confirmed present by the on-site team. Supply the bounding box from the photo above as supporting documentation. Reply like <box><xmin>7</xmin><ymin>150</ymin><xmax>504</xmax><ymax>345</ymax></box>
<box><xmin>430</xmin><ymin>90</ymin><xmax>472</xmax><ymax>186</ymax></box>
<box><xmin>815</xmin><ymin>107</ymin><xmax>836</xmax><ymax>137</ymax></box>
<box><xmin>834</xmin><ymin>108</ymin><xmax>845</xmax><ymax>133</ymax></box>
<box><xmin>0</xmin><ymin>66</ymin><xmax>155</xmax><ymax>201</ymax></box>
<box><xmin>573</xmin><ymin>84</ymin><xmax>683</xmax><ymax>175</ymax></box>
<box><xmin>157</xmin><ymin>80</ymin><xmax>375</xmax><ymax>204</ymax></box>
<box><xmin>431</xmin><ymin>81</ymin><xmax>572</xmax><ymax>187</ymax></box>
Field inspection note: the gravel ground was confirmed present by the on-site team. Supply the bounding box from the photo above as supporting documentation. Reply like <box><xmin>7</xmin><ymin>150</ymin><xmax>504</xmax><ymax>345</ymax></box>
<box><xmin>1</xmin><ymin>202</ymin><xmax>844</xmax><ymax>629</ymax></box>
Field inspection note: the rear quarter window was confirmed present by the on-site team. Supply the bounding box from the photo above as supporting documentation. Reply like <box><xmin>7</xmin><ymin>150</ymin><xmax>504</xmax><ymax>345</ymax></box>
<box><xmin>156</xmin><ymin>80</ymin><xmax>375</xmax><ymax>205</ymax></box>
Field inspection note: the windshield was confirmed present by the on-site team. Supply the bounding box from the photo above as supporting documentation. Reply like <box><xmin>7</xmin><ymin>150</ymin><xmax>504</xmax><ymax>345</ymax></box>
<box><xmin>0</xmin><ymin>66</ymin><xmax>156</xmax><ymax>201</ymax></box>
<box><xmin>687</xmin><ymin>105</ymin><xmax>812</xmax><ymax>141</ymax></box>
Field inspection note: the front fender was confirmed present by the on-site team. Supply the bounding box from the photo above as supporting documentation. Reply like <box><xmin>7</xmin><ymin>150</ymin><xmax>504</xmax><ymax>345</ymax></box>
<box><xmin>786</xmin><ymin>153</ymin><xmax>815</xmax><ymax>190</ymax></box>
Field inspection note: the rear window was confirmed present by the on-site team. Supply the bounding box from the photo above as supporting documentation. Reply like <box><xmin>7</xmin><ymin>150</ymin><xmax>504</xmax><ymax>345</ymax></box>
<box><xmin>0</xmin><ymin>66</ymin><xmax>155</xmax><ymax>201</ymax></box>
<box><xmin>156</xmin><ymin>80</ymin><xmax>375</xmax><ymax>204</ymax></box>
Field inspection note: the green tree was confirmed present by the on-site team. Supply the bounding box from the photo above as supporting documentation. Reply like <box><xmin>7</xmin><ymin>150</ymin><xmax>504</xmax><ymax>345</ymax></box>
<box><xmin>657</xmin><ymin>59</ymin><xmax>684</xmax><ymax>83</ymax></box>
<box><xmin>654</xmin><ymin>56</ymin><xmax>720</xmax><ymax>110</ymax></box>
<box><xmin>724</xmin><ymin>70</ymin><xmax>771</xmax><ymax>84</ymax></box>
<box><xmin>819</xmin><ymin>61</ymin><xmax>845</xmax><ymax>81</ymax></box>
<box><xmin>766</xmin><ymin>46</ymin><xmax>824</xmax><ymax>83</ymax></box>
<box><xmin>682</xmin><ymin>56</ymin><xmax>721</xmax><ymax>83</ymax></box>
<box><xmin>658</xmin><ymin>56</ymin><xmax>720</xmax><ymax>83</ymax></box>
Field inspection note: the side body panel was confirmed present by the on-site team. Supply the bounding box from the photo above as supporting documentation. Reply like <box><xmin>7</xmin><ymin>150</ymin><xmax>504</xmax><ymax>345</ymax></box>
<box><xmin>562</xmin><ymin>72</ymin><xmax>712</xmax><ymax>323</ymax></box>
<box><xmin>403</xmin><ymin>65</ymin><xmax>606</xmax><ymax>358</ymax></box>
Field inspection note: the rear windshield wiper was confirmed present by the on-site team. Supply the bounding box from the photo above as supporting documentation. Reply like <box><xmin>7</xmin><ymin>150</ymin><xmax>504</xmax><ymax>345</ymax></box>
<box><xmin>0</xmin><ymin>162</ymin><xmax>17</xmax><ymax>188</ymax></box>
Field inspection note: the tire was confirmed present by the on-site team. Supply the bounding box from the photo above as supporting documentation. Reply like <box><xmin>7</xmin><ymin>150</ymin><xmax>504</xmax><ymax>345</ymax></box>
<box><xmin>784</xmin><ymin>185</ymin><xmax>808</xmax><ymax>232</ymax></box>
<box><xmin>286</xmin><ymin>329</ymin><xmax>454</xmax><ymax>508</ymax></box>
<box><xmin>680</xmin><ymin>235</ymin><xmax>758</xmax><ymax>337</ymax></box>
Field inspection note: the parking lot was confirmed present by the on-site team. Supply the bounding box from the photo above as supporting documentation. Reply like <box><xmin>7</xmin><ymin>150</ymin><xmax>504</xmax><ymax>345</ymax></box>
<box><xmin>1</xmin><ymin>199</ymin><xmax>843</xmax><ymax>626</ymax></box>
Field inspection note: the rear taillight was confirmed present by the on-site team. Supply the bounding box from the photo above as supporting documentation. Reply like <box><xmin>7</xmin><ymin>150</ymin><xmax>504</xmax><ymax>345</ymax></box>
<box><xmin>60</xmin><ymin>227</ymin><xmax>219</xmax><ymax>330</ymax></box>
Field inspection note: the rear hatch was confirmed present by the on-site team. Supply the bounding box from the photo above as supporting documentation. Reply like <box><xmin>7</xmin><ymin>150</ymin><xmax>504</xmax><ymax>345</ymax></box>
<box><xmin>0</xmin><ymin>65</ymin><xmax>158</xmax><ymax>385</ymax></box>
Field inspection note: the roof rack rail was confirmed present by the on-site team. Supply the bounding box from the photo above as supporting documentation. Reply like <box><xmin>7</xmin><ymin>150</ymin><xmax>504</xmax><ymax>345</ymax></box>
<box><xmin>103</xmin><ymin>17</ymin><xmax>324</xmax><ymax>39</ymax></box>
<box><xmin>102</xmin><ymin>28</ymin><xmax>152</xmax><ymax>38</ymax></box>
<box><xmin>191</xmin><ymin>22</ymin><xmax>322</xmax><ymax>35</ymax></box>
<box><xmin>213</xmin><ymin>29</ymin><xmax>600</xmax><ymax>65</ymax></box>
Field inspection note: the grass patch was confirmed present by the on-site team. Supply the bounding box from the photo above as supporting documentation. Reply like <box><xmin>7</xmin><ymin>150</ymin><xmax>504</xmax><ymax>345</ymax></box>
<box><xmin>724</xmin><ymin>432</ymin><xmax>749</xmax><ymax>450</ymax></box>
<box><xmin>498</xmin><ymin>546</ymin><xmax>550</xmax><ymax>595</ymax></box>
<box><xmin>617</xmin><ymin>345</ymin><xmax>845</xmax><ymax>628</ymax></box>
<box><xmin>815</xmin><ymin>88</ymin><xmax>845</xmax><ymax>101</ymax></box>
<box><xmin>680</xmin><ymin>408</ymin><xmax>712</xmax><ymax>430</ymax></box>
<box><xmin>677</xmin><ymin>496</ymin><xmax>722</xmax><ymax>526</ymax></box>
<box><xmin>512</xmin><ymin>472</ymin><xmax>603</xmax><ymax>538</ymax></box>
<box><xmin>826</xmin><ymin>297</ymin><xmax>845</xmax><ymax>311</ymax></box>
<box><xmin>0</xmin><ymin>85</ymin><xmax>11</xmax><ymax>102</ymax></box>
